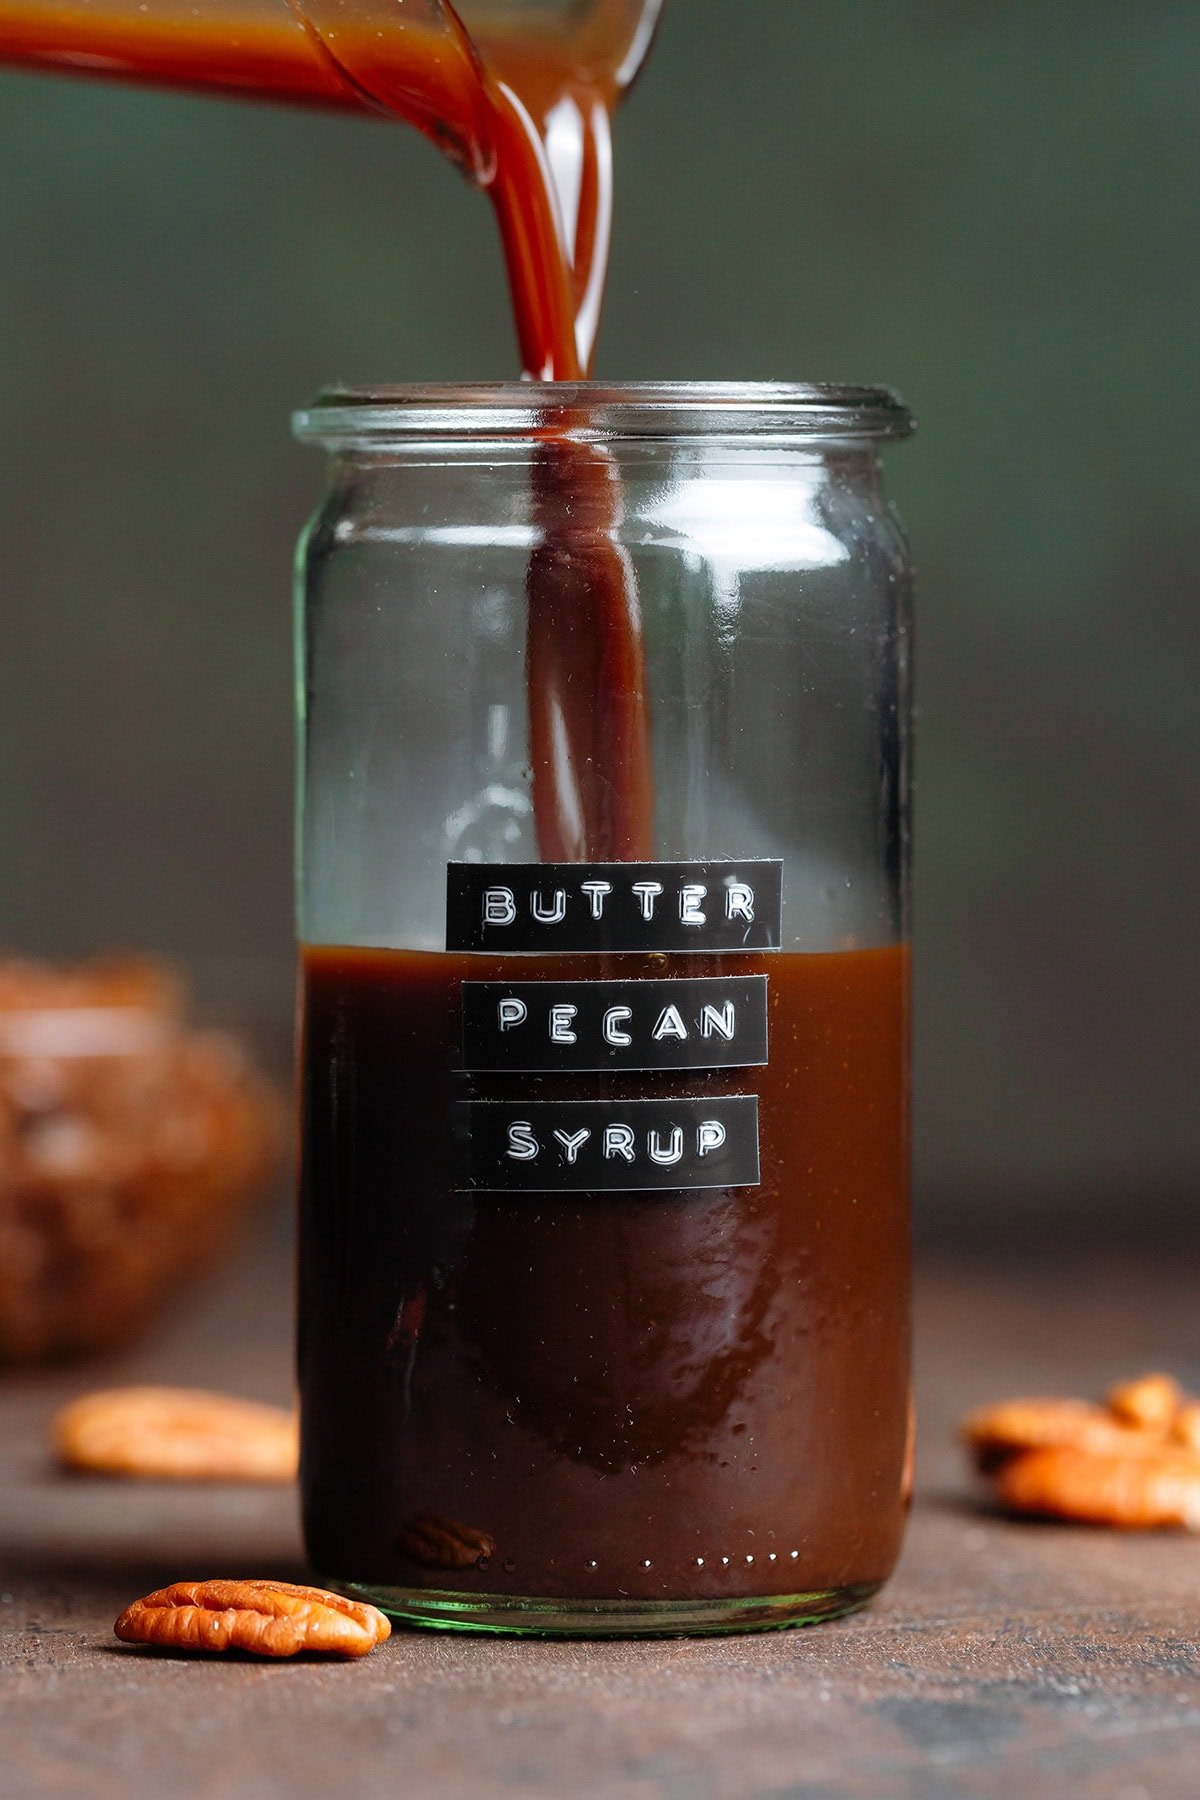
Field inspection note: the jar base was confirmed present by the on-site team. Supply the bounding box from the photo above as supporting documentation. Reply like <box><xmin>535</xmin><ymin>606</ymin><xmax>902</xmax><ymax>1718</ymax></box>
<box><xmin>331</xmin><ymin>1579</ymin><xmax>882</xmax><ymax>1638</ymax></box>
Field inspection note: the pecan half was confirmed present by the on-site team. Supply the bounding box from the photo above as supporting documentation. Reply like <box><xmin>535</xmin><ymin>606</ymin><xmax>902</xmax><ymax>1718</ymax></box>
<box><xmin>54</xmin><ymin>1387</ymin><xmax>298</xmax><ymax>1481</ymax></box>
<box><xmin>996</xmin><ymin>1445</ymin><xmax>1200</xmax><ymax>1530</ymax></box>
<box><xmin>115</xmin><ymin>1579</ymin><xmax>390</xmax><ymax>1657</ymax></box>
<box><xmin>1106</xmin><ymin>1372</ymin><xmax>1182</xmax><ymax>1430</ymax></box>
<box><xmin>398</xmin><ymin>1512</ymin><xmax>496</xmax><ymax>1571</ymax></box>
<box><xmin>1170</xmin><ymin>1403</ymin><xmax>1200</xmax><ymax>1451</ymax></box>
<box><xmin>961</xmin><ymin>1396</ymin><xmax>1151</xmax><ymax>1475</ymax></box>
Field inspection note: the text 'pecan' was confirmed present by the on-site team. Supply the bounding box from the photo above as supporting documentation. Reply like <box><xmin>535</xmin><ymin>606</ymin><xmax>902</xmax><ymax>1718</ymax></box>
<box><xmin>115</xmin><ymin>1579</ymin><xmax>390</xmax><ymax>1658</ymax></box>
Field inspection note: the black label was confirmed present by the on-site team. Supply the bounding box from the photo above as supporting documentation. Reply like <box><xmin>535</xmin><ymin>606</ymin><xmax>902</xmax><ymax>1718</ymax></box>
<box><xmin>461</xmin><ymin>975</ymin><xmax>768</xmax><ymax>1073</ymax></box>
<box><xmin>446</xmin><ymin>860</ymin><xmax>783</xmax><ymax>954</ymax></box>
<box><xmin>454</xmin><ymin>1096</ymin><xmax>761</xmax><ymax>1193</ymax></box>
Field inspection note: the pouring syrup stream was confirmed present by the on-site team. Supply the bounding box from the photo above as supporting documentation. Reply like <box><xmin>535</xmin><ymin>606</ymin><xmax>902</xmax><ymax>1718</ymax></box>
<box><xmin>0</xmin><ymin>0</ymin><xmax>663</xmax><ymax>856</ymax></box>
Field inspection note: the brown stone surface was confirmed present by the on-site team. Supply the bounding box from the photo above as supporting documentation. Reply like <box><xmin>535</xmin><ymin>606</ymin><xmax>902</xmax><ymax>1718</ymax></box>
<box><xmin>2</xmin><ymin>1219</ymin><xmax>1200</xmax><ymax>1799</ymax></box>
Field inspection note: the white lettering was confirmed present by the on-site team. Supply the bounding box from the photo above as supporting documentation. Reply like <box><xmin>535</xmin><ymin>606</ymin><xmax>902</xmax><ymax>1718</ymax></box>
<box><xmin>647</xmin><ymin>1126</ymin><xmax>684</xmax><ymax>1166</ymax></box>
<box><xmin>603</xmin><ymin>1124</ymin><xmax>636</xmax><ymax>1162</ymax></box>
<box><xmin>580</xmin><ymin>880</ymin><xmax>613</xmax><ymax>920</ymax></box>
<box><xmin>553</xmin><ymin>1127</ymin><xmax>591</xmax><ymax>1165</ymax></box>
<box><xmin>506</xmin><ymin>1120</ymin><xmax>539</xmax><ymax>1162</ymax></box>
<box><xmin>697</xmin><ymin>1120</ymin><xmax>727</xmax><ymax>1157</ymax></box>
<box><xmin>530</xmin><ymin>887</ymin><xmax>567</xmax><ymax>924</ymax></box>
<box><xmin>631</xmin><ymin>880</ymin><xmax>664</xmax><ymax>921</ymax></box>
<box><xmin>483</xmin><ymin>886</ymin><xmax>516</xmax><ymax>926</ymax></box>
<box><xmin>679</xmin><ymin>883</ymin><xmax>707</xmax><ymax>926</ymax></box>
<box><xmin>603</xmin><ymin>1006</ymin><xmax>633</xmax><ymax>1048</ymax></box>
<box><xmin>497</xmin><ymin>997</ymin><xmax>527</xmax><ymax>1033</ymax></box>
<box><xmin>652</xmin><ymin>1005</ymin><xmax>688</xmax><ymax>1043</ymax></box>
<box><xmin>549</xmin><ymin>1003</ymin><xmax>578</xmax><ymax>1045</ymax></box>
<box><xmin>700</xmin><ymin>1002</ymin><xmax>736</xmax><ymax>1042</ymax></box>
<box><xmin>725</xmin><ymin>881</ymin><xmax>755</xmax><ymax>922</ymax></box>
<box><xmin>502</xmin><ymin>1114</ymin><xmax>739</xmax><ymax>1175</ymax></box>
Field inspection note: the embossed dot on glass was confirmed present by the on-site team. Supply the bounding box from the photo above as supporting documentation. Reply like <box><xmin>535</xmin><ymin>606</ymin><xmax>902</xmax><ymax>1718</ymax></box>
<box><xmin>294</xmin><ymin>382</ymin><xmax>914</xmax><ymax>1636</ymax></box>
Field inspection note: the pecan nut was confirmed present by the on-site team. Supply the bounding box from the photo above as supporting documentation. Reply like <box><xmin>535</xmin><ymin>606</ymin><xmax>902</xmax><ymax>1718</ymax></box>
<box><xmin>961</xmin><ymin>1396</ymin><xmax>1150</xmax><ymax>1475</ymax></box>
<box><xmin>398</xmin><ymin>1512</ymin><xmax>496</xmax><ymax>1571</ymax></box>
<box><xmin>54</xmin><ymin>1387</ymin><xmax>298</xmax><ymax>1481</ymax></box>
<box><xmin>965</xmin><ymin>1372</ymin><xmax>1200</xmax><ymax>1530</ymax></box>
<box><xmin>1170</xmin><ymin>1402</ymin><xmax>1200</xmax><ymax>1451</ymax></box>
<box><xmin>996</xmin><ymin>1445</ymin><xmax>1200</xmax><ymax>1530</ymax></box>
<box><xmin>115</xmin><ymin>1579</ymin><xmax>390</xmax><ymax>1657</ymax></box>
<box><xmin>1106</xmin><ymin>1372</ymin><xmax>1182</xmax><ymax>1430</ymax></box>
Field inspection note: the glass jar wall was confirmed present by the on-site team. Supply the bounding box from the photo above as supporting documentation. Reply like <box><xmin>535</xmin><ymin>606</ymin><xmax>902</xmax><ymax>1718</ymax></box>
<box><xmin>293</xmin><ymin>382</ymin><xmax>914</xmax><ymax>1635</ymax></box>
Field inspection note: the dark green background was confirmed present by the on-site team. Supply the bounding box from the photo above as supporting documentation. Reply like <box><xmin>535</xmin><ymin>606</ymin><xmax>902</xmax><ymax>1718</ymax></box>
<box><xmin>2</xmin><ymin>2</ymin><xmax>1197</xmax><ymax>1231</ymax></box>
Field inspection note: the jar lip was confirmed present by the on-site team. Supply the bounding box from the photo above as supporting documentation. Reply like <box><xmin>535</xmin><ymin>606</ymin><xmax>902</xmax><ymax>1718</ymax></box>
<box><xmin>292</xmin><ymin>381</ymin><xmax>913</xmax><ymax>449</ymax></box>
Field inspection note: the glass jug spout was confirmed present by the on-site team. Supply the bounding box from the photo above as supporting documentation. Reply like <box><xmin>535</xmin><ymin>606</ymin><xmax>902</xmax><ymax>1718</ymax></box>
<box><xmin>0</xmin><ymin>0</ymin><xmax>662</xmax><ymax>176</ymax></box>
<box><xmin>0</xmin><ymin>0</ymin><xmax>664</xmax><ymax>370</ymax></box>
<box><xmin>290</xmin><ymin>0</ymin><xmax>665</xmax><ymax>179</ymax></box>
<box><xmin>0</xmin><ymin>0</ymin><xmax>486</xmax><ymax>171</ymax></box>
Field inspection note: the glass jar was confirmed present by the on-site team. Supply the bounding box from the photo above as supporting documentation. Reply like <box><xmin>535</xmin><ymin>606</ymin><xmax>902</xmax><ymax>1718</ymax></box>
<box><xmin>293</xmin><ymin>381</ymin><xmax>914</xmax><ymax>1636</ymax></box>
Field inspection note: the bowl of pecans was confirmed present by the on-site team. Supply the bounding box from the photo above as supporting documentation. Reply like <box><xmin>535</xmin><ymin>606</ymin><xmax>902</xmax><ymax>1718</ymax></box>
<box><xmin>0</xmin><ymin>953</ymin><xmax>283</xmax><ymax>1364</ymax></box>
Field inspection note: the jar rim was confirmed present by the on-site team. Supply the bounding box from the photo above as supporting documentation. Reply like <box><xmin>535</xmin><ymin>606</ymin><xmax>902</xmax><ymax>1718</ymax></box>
<box><xmin>292</xmin><ymin>381</ymin><xmax>913</xmax><ymax>449</ymax></box>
